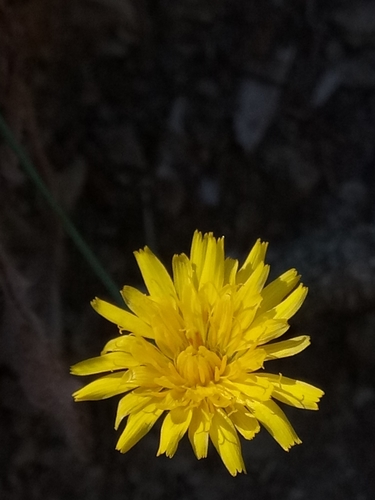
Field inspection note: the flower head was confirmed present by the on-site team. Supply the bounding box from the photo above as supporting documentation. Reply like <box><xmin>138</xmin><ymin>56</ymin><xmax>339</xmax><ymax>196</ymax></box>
<box><xmin>72</xmin><ymin>231</ymin><xmax>324</xmax><ymax>475</ymax></box>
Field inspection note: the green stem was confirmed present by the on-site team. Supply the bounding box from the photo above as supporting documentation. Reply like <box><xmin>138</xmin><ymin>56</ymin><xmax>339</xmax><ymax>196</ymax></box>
<box><xmin>0</xmin><ymin>112</ymin><xmax>121</xmax><ymax>304</ymax></box>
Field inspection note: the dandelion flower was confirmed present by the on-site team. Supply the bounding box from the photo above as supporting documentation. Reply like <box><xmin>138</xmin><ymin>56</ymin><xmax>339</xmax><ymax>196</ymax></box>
<box><xmin>71</xmin><ymin>231</ymin><xmax>324</xmax><ymax>476</ymax></box>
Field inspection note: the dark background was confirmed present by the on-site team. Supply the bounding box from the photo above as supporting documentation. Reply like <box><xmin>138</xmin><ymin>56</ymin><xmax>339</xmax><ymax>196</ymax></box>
<box><xmin>1</xmin><ymin>0</ymin><xmax>375</xmax><ymax>498</ymax></box>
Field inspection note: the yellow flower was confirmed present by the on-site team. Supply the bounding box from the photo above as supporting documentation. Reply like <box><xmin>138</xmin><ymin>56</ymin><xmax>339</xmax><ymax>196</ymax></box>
<box><xmin>71</xmin><ymin>231</ymin><xmax>324</xmax><ymax>476</ymax></box>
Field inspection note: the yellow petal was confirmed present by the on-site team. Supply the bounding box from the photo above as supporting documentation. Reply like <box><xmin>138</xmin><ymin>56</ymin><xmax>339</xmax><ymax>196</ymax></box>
<box><xmin>134</xmin><ymin>247</ymin><xmax>176</xmax><ymax>300</ymax></box>
<box><xmin>102</xmin><ymin>335</ymin><xmax>169</xmax><ymax>373</ymax></box>
<box><xmin>236</xmin><ymin>239</ymin><xmax>268</xmax><ymax>284</ymax></box>
<box><xmin>150</xmin><ymin>299</ymin><xmax>188</xmax><ymax>358</ymax></box>
<box><xmin>101</xmin><ymin>334</ymin><xmax>137</xmax><ymax>354</ymax></box>
<box><xmin>210</xmin><ymin>292</ymin><xmax>234</xmax><ymax>351</ymax></box>
<box><xmin>258</xmin><ymin>269</ymin><xmax>300</xmax><ymax>314</ymax></box>
<box><xmin>172</xmin><ymin>253</ymin><xmax>193</xmax><ymax>298</ymax></box>
<box><xmin>91</xmin><ymin>298</ymin><xmax>154</xmax><ymax>338</ymax></box>
<box><xmin>230</xmin><ymin>406</ymin><xmax>260</xmax><ymax>440</ymax></box>
<box><xmin>179</xmin><ymin>282</ymin><xmax>207</xmax><ymax>344</ymax></box>
<box><xmin>115</xmin><ymin>391</ymin><xmax>153</xmax><ymax>429</ymax></box>
<box><xmin>130</xmin><ymin>365</ymin><xmax>162</xmax><ymax>387</ymax></box>
<box><xmin>224</xmin><ymin>257</ymin><xmax>239</xmax><ymax>286</ymax></box>
<box><xmin>257</xmin><ymin>373</ymin><xmax>324</xmax><ymax>410</ymax></box>
<box><xmin>235</xmin><ymin>262</ymin><xmax>269</xmax><ymax>310</ymax></box>
<box><xmin>157</xmin><ymin>406</ymin><xmax>193</xmax><ymax>457</ymax></box>
<box><xmin>73</xmin><ymin>372</ymin><xmax>132</xmax><ymax>401</ymax></box>
<box><xmin>239</xmin><ymin>318</ymin><xmax>289</xmax><ymax>348</ymax></box>
<box><xmin>127</xmin><ymin>336</ymin><xmax>170</xmax><ymax>371</ymax></box>
<box><xmin>121</xmin><ymin>286</ymin><xmax>157</xmax><ymax>324</ymax></box>
<box><xmin>273</xmin><ymin>284</ymin><xmax>308</xmax><ymax>320</ymax></box>
<box><xmin>224</xmin><ymin>319</ymin><xmax>245</xmax><ymax>357</ymax></box>
<box><xmin>199</xmin><ymin>234</ymin><xmax>225</xmax><ymax>290</ymax></box>
<box><xmin>243</xmin><ymin>261</ymin><xmax>270</xmax><ymax>296</ymax></box>
<box><xmin>234</xmin><ymin>296</ymin><xmax>263</xmax><ymax>336</ymax></box>
<box><xmin>256</xmin><ymin>319</ymin><xmax>290</xmax><ymax>344</ymax></box>
<box><xmin>188</xmin><ymin>403</ymin><xmax>211</xmax><ymax>459</ymax></box>
<box><xmin>223</xmin><ymin>375</ymin><xmax>273</xmax><ymax>402</ymax></box>
<box><xmin>190</xmin><ymin>230</ymin><xmax>208</xmax><ymax>284</ymax></box>
<box><xmin>209</xmin><ymin>409</ymin><xmax>246</xmax><ymax>476</ymax></box>
<box><xmin>263</xmin><ymin>335</ymin><xmax>311</xmax><ymax>360</ymax></box>
<box><xmin>235</xmin><ymin>347</ymin><xmax>267</xmax><ymax>372</ymax></box>
<box><xmin>116</xmin><ymin>403</ymin><xmax>163</xmax><ymax>453</ymax></box>
<box><xmin>248</xmin><ymin>400</ymin><xmax>301</xmax><ymax>450</ymax></box>
<box><xmin>71</xmin><ymin>352</ymin><xmax>138</xmax><ymax>375</ymax></box>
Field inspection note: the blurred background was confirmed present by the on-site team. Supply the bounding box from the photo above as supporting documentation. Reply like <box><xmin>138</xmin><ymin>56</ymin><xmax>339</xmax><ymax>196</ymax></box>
<box><xmin>1</xmin><ymin>0</ymin><xmax>375</xmax><ymax>498</ymax></box>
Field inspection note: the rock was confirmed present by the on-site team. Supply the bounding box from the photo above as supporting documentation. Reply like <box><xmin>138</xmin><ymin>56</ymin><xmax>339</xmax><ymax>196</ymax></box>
<box><xmin>197</xmin><ymin>175</ymin><xmax>220</xmax><ymax>207</ymax></box>
<box><xmin>312</xmin><ymin>52</ymin><xmax>375</xmax><ymax>106</ymax></box>
<box><xmin>333</xmin><ymin>1</ymin><xmax>375</xmax><ymax>47</ymax></box>
<box><xmin>263</xmin><ymin>145</ymin><xmax>320</xmax><ymax>197</ymax></box>
<box><xmin>233</xmin><ymin>78</ymin><xmax>280</xmax><ymax>152</ymax></box>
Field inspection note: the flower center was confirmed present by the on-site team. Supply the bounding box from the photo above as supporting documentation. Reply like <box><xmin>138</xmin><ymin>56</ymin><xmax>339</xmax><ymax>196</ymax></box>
<box><xmin>176</xmin><ymin>345</ymin><xmax>227</xmax><ymax>386</ymax></box>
